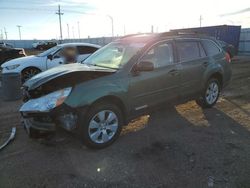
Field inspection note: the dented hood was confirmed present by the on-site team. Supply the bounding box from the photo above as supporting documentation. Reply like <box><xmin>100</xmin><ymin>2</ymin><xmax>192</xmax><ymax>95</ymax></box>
<box><xmin>24</xmin><ymin>63</ymin><xmax>116</xmax><ymax>90</ymax></box>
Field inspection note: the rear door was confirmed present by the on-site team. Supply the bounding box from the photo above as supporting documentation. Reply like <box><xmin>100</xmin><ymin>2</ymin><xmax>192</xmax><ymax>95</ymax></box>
<box><xmin>77</xmin><ymin>46</ymin><xmax>98</xmax><ymax>62</ymax></box>
<box><xmin>176</xmin><ymin>39</ymin><xmax>209</xmax><ymax>97</ymax></box>
<box><xmin>129</xmin><ymin>40</ymin><xmax>180</xmax><ymax>113</ymax></box>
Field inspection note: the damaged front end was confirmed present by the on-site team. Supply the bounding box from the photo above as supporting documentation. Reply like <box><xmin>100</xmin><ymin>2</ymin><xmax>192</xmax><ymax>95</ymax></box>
<box><xmin>20</xmin><ymin>64</ymin><xmax>115</xmax><ymax>134</ymax></box>
<box><xmin>20</xmin><ymin>87</ymin><xmax>78</xmax><ymax>133</ymax></box>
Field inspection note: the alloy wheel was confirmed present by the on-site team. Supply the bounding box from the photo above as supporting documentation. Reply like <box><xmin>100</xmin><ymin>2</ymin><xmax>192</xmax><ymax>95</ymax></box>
<box><xmin>88</xmin><ymin>110</ymin><xmax>118</xmax><ymax>144</ymax></box>
<box><xmin>205</xmin><ymin>81</ymin><xmax>219</xmax><ymax>105</ymax></box>
<box><xmin>22</xmin><ymin>68</ymin><xmax>40</xmax><ymax>82</ymax></box>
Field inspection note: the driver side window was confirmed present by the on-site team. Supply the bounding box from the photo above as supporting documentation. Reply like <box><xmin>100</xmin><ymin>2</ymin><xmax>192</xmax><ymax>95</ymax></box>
<box><xmin>141</xmin><ymin>42</ymin><xmax>174</xmax><ymax>68</ymax></box>
<box><xmin>52</xmin><ymin>48</ymin><xmax>63</xmax><ymax>59</ymax></box>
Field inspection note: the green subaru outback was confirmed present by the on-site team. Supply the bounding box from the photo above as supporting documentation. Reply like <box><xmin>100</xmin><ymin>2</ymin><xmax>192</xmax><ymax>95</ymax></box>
<box><xmin>20</xmin><ymin>32</ymin><xmax>232</xmax><ymax>148</ymax></box>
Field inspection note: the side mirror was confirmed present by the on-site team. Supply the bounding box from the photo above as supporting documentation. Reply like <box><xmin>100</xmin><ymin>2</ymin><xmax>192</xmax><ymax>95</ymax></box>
<box><xmin>47</xmin><ymin>54</ymin><xmax>53</xmax><ymax>60</ymax></box>
<box><xmin>136</xmin><ymin>61</ymin><xmax>154</xmax><ymax>71</ymax></box>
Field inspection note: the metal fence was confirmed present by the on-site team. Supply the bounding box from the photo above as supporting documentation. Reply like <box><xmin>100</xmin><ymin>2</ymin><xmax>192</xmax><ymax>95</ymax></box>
<box><xmin>1</xmin><ymin>37</ymin><xmax>119</xmax><ymax>49</ymax></box>
<box><xmin>1</xmin><ymin>29</ymin><xmax>250</xmax><ymax>55</ymax></box>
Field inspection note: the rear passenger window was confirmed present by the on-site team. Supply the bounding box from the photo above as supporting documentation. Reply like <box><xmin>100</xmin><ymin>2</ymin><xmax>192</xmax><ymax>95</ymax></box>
<box><xmin>201</xmin><ymin>40</ymin><xmax>220</xmax><ymax>56</ymax></box>
<box><xmin>176</xmin><ymin>41</ymin><xmax>200</xmax><ymax>62</ymax></box>
<box><xmin>77</xmin><ymin>46</ymin><xmax>98</xmax><ymax>54</ymax></box>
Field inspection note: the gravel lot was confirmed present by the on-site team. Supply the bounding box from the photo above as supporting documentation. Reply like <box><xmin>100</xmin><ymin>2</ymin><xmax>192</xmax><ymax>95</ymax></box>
<box><xmin>0</xmin><ymin>56</ymin><xmax>250</xmax><ymax>188</ymax></box>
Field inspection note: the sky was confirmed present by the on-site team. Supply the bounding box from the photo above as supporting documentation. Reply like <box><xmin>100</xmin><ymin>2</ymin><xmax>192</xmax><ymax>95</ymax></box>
<box><xmin>0</xmin><ymin>0</ymin><xmax>250</xmax><ymax>40</ymax></box>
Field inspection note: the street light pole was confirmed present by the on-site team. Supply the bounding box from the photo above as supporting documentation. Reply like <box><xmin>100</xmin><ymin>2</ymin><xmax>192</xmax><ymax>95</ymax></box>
<box><xmin>107</xmin><ymin>15</ymin><xmax>114</xmax><ymax>37</ymax></box>
<box><xmin>17</xmin><ymin>25</ymin><xmax>22</xmax><ymax>40</ymax></box>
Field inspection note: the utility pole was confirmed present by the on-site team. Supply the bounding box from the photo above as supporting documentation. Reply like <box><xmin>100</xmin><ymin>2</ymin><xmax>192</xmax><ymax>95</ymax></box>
<box><xmin>0</xmin><ymin>29</ymin><xmax>3</xmax><ymax>40</ymax></box>
<box><xmin>107</xmin><ymin>15</ymin><xmax>114</xmax><ymax>37</ymax></box>
<box><xmin>199</xmin><ymin>15</ymin><xmax>203</xmax><ymax>27</ymax></box>
<box><xmin>56</xmin><ymin>5</ymin><xmax>63</xmax><ymax>41</ymax></box>
<box><xmin>67</xmin><ymin>23</ymin><xmax>70</xmax><ymax>39</ymax></box>
<box><xmin>4</xmin><ymin>27</ymin><xmax>7</xmax><ymax>40</ymax></box>
<box><xmin>77</xmin><ymin>21</ymin><xmax>80</xmax><ymax>39</ymax></box>
<box><xmin>72</xmin><ymin>26</ymin><xmax>75</xmax><ymax>39</ymax></box>
<box><xmin>17</xmin><ymin>25</ymin><xmax>22</xmax><ymax>40</ymax></box>
<box><xmin>123</xmin><ymin>25</ymin><xmax>126</xmax><ymax>36</ymax></box>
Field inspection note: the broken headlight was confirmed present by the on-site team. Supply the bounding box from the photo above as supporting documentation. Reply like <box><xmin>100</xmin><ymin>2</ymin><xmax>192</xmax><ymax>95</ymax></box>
<box><xmin>20</xmin><ymin>87</ymin><xmax>72</xmax><ymax>112</ymax></box>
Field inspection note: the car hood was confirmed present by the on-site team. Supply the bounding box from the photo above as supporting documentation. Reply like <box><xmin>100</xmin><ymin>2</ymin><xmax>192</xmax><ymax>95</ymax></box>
<box><xmin>24</xmin><ymin>63</ymin><xmax>116</xmax><ymax>90</ymax></box>
<box><xmin>1</xmin><ymin>55</ymin><xmax>41</xmax><ymax>68</ymax></box>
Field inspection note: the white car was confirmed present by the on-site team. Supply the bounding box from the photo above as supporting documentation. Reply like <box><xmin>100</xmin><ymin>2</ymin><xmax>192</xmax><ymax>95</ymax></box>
<box><xmin>32</xmin><ymin>41</ymin><xmax>44</xmax><ymax>49</ymax></box>
<box><xmin>1</xmin><ymin>43</ymin><xmax>101</xmax><ymax>82</ymax></box>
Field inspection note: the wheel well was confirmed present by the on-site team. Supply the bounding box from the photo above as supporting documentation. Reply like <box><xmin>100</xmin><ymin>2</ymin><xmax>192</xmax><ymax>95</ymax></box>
<box><xmin>209</xmin><ymin>72</ymin><xmax>223</xmax><ymax>87</ymax></box>
<box><xmin>91</xmin><ymin>95</ymin><xmax>127</xmax><ymax>121</ymax></box>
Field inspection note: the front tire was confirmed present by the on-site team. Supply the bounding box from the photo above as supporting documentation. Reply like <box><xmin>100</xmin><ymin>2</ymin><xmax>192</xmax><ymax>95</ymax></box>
<box><xmin>22</xmin><ymin>67</ymin><xmax>41</xmax><ymax>82</ymax></box>
<box><xmin>79</xmin><ymin>102</ymin><xmax>123</xmax><ymax>149</ymax></box>
<box><xmin>196</xmin><ymin>78</ymin><xmax>221</xmax><ymax>108</ymax></box>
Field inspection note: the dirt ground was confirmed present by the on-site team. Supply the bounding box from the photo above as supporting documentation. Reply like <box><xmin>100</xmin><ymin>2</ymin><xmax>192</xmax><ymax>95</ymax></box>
<box><xmin>0</xmin><ymin>57</ymin><xmax>250</xmax><ymax>188</ymax></box>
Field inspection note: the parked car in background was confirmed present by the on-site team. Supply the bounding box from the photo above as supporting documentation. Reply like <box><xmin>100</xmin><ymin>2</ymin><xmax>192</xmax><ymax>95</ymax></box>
<box><xmin>217</xmin><ymin>40</ymin><xmax>236</xmax><ymax>58</ymax></box>
<box><xmin>35</xmin><ymin>41</ymin><xmax>57</xmax><ymax>50</ymax></box>
<box><xmin>0</xmin><ymin>46</ymin><xmax>26</xmax><ymax>65</ymax></box>
<box><xmin>20</xmin><ymin>32</ymin><xmax>232</xmax><ymax>149</ymax></box>
<box><xmin>1</xmin><ymin>43</ymin><xmax>100</xmax><ymax>82</ymax></box>
<box><xmin>33</xmin><ymin>41</ymin><xmax>57</xmax><ymax>50</ymax></box>
<box><xmin>32</xmin><ymin>41</ymin><xmax>43</xmax><ymax>49</ymax></box>
<box><xmin>0</xmin><ymin>42</ymin><xmax>14</xmax><ymax>48</ymax></box>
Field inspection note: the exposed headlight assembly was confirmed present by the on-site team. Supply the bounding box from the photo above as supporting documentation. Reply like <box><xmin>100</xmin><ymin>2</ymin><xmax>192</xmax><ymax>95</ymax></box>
<box><xmin>5</xmin><ymin>64</ymin><xmax>20</xmax><ymax>70</ymax></box>
<box><xmin>20</xmin><ymin>87</ymin><xmax>72</xmax><ymax>112</ymax></box>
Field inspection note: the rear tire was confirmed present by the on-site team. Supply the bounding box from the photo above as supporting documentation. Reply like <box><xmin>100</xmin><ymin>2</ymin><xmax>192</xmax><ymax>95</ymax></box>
<box><xmin>79</xmin><ymin>102</ymin><xmax>123</xmax><ymax>149</ymax></box>
<box><xmin>196</xmin><ymin>78</ymin><xmax>221</xmax><ymax>108</ymax></box>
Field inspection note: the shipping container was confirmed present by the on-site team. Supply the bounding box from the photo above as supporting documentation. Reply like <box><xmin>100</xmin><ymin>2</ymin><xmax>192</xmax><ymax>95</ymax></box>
<box><xmin>171</xmin><ymin>25</ymin><xmax>241</xmax><ymax>53</ymax></box>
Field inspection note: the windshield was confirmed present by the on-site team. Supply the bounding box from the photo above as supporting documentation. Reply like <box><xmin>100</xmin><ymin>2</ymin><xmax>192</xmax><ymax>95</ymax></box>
<box><xmin>36</xmin><ymin>45</ymin><xmax>61</xmax><ymax>57</ymax></box>
<box><xmin>83</xmin><ymin>42</ymin><xmax>145</xmax><ymax>69</ymax></box>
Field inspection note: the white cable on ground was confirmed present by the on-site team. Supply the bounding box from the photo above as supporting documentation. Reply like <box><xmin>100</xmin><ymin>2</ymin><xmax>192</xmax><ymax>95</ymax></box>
<box><xmin>0</xmin><ymin>127</ymin><xmax>16</xmax><ymax>150</ymax></box>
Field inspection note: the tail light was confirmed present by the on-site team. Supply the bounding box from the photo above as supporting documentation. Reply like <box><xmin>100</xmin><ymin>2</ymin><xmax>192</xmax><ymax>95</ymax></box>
<box><xmin>225</xmin><ymin>52</ymin><xmax>231</xmax><ymax>63</ymax></box>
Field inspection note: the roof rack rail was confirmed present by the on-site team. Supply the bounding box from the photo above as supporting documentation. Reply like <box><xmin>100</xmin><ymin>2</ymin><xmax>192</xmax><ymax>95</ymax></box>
<box><xmin>159</xmin><ymin>31</ymin><xmax>208</xmax><ymax>37</ymax></box>
<box><xmin>120</xmin><ymin>33</ymin><xmax>155</xmax><ymax>39</ymax></box>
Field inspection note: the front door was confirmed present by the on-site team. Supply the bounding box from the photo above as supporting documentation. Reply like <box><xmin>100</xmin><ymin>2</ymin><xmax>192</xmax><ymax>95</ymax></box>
<box><xmin>46</xmin><ymin>48</ymin><xmax>64</xmax><ymax>70</ymax></box>
<box><xmin>128</xmin><ymin>41</ymin><xmax>180</xmax><ymax>114</ymax></box>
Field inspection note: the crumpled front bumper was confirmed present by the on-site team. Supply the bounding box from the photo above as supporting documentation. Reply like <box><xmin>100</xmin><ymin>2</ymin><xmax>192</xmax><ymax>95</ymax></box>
<box><xmin>20</xmin><ymin>103</ymin><xmax>83</xmax><ymax>133</ymax></box>
<box><xmin>21</xmin><ymin>112</ymin><xmax>56</xmax><ymax>132</ymax></box>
